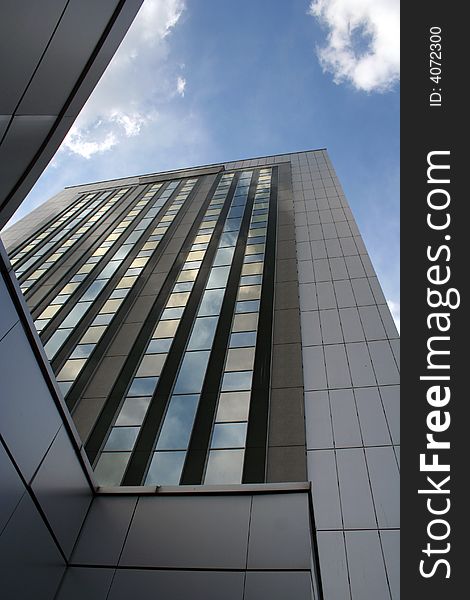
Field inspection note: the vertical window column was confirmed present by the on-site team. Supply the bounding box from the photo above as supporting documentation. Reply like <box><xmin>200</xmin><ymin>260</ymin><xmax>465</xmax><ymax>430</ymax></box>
<box><xmin>203</xmin><ymin>168</ymin><xmax>273</xmax><ymax>484</ymax></box>
<box><xmin>92</xmin><ymin>173</ymin><xmax>237</xmax><ymax>486</ymax></box>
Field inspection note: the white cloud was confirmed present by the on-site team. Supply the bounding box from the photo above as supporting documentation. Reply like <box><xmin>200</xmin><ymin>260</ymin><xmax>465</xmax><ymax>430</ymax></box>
<box><xmin>60</xmin><ymin>0</ymin><xmax>185</xmax><ymax>159</ymax></box>
<box><xmin>387</xmin><ymin>299</ymin><xmax>400</xmax><ymax>333</ymax></box>
<box><xmin>177</xmin><ymin>76</ymin><xmax>186</xmax><ymax>96</ymax></box>
<box><xmin>309</xmin><ymin>0</ymin><xmax>399</xmax><ymax>92</ymax></box>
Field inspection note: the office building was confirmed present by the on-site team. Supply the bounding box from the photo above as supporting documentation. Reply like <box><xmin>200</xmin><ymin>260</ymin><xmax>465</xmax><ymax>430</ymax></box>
<box><xmin>1</xmin><ymin>150</ymin><xmax>399</xmax><ymax>599</ymax></box>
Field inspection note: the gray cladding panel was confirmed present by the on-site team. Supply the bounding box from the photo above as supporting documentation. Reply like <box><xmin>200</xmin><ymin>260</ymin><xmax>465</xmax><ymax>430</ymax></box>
<box><xmin>0</xmin><ymin>492</ymin><xmax>66</xmax><ymax>600</ymax></box>
<box><xmin>56</xmin><ymin>567</ymin><xmax>115</xmax><ymax>600</ymax></box>
<box><xmin>31</xmin><ymin>426</ymin><xmax>92</xmax><ymax>557</ymax></box>
<box><xmin>0</xmin><ymin>0</ymin><xmax>66</xmax><ymax>113</ymax></box>
<box><xmin>120</xmin><ymin>495</ymin><xmax>251</xmax><ymax>569</ymax></box>
<box><xmin>0</xmin><ymin>115</ymin><xmax>56</xmax><ymax>201</ymax></box>
<box><xmin>345</xmin><ymin>530</ymin><xmax>391</xmax><ymax>600</ymax></box>
<box><xmin>307</xmin><ymin>450</ymin><xmax>342</xmax><ymax>530</ymax></box>
<box><xmin>0</xmin><ymin>273</ymin><xmax>19</xmax><ymax>340</ymax></box>
<box><xmin>0</xmin><ymin>322</ymin><xmax>62</xmax><ymax>482</ymax></box>
<box><xmin>0</xmin><ymin>440</ymin><xmax>25</xmax><ymax>533</ymax></box>
<box><xmin>17</xmin><ymin>1</ymin><xmax>121</xmax><ymax>115</ymax></box>
<box><xmin>247</xmin><ymin>493</ymin><xmax>311</xmax><ymax>569</ymax></box>
<box><xmin>355</xmin><ymin>386</ymin><xmax>392</xmax><ymax>446</ymax></box>
<box><xmin>380</xmin><ymin>530</ymin><xmax>400</xmax><ymax>600</ymax></box>
<box><xmin>365</xmin><ymin>446</ymin><xmax>400</xmax><ymax>528</ymax></box>
<box><xmin>336</xmin><ymin>448</ymin><xmax>376</xmax><ymax>529</ymax></box>
<box><xmin>329</xmin><ymin>389</ymin><xmax>362</xmax><ymax>448</ymax></box>
<box><xmin>304</xmin><ymin>391</ymin><xmax>333</xmax><ymax>450</ymax></box>
<box><xmin>244</xmin><ymin>571</ymin><xmax>313</xmax><ymax>600</ymax></box>
<box><xmin>316</xmin><ymin>531</ymin><xmax>351</xmax><ymax>600</ymax></box>
<box><xmin>72</xmin><ymin>495</ymin><xmax>138</xmax><ymax>565</ymax></box>
<box><xmin>108</xmin><ymin>569</ymin><xmax>245</xmax><ymax>600</ymax></box>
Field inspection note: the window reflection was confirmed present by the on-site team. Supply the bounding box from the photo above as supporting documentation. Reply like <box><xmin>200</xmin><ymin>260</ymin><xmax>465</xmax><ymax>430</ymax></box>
<box><xmin>187</xmin><ymin>317</ymin><xmax>218</xmax><ymax>350</ymax></box>
<box><xmin>206</xmin><ymin>266</ymin><xmax>230</xmax><ymax>289</ymax></box>
<box><xmin>136</xmin><ymin>353</ymin><xmax>167</xmax><ymax>377</ymax></box>
<box><xmin>174</xmin><ymin>351</ymin><xmax>210</xmax><ymax>394</ymax></box>
<box><xmin>145</xmin><ymin>451</ymin><xmax>186</xmax><ymax>485</ymax></box>
<box><xmin>221</xmin><ymin>370</ymin><xmax>253</xmax><ymax>392</ymax></box>
<box><xmin>211</xmin><ymin>423</ymin><xmax>247</xmax><ymax>449</ymax></box>
<box><xmin>115</xmin><ymin>397</ymin><xmax>151</xmax><ymax>426</ymax></box>
<box><xmin>156</xmin><ymin>395</ymin><xmax>199</xmax><ymax>449</ymax></box>
<box><xmin>216</xmin><ymin>392</ymin><xmax>250</xmax><ymax>422</ymax></box>
<box><xmin>198</xmin><ymin>289</ymin><xmax>225</xmax><ymax>316</ymax></box>
<box><xmin>94</xmin><ymin>452</ymin><xmax>130</xmax><ymax>486</ymax></box>
<box><xmin>128</xmin><ymin>377</ymin><xmax>158</xmax><ymax>397</ymax></box>
<box><xmin>104</xmin><ymin>426</ymin><xmax>139</xmax><ymax>451</ymax></box>
<box><xmin>225</xmin><ymin>347</ymin><xmax>255</xmax><ymax>372</ymax></box>
<box><xmin>204</xmin><ymin>449</ymin><xmax>244</xmax><ymax>484</ymax></box>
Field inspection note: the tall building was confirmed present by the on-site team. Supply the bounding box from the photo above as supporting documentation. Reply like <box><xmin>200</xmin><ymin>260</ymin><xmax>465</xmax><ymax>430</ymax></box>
<box><xmin>1</xmin><ymin>150</ymin><xmax>399</xmax><ymax>599</ymax></box>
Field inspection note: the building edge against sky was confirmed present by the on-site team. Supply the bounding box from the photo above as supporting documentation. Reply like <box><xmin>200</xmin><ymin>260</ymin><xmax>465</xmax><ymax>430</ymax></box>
<box><xmin>1</xmin><ymin>150</ymin><xmax>399</xmax><ymax>599</ymax></box>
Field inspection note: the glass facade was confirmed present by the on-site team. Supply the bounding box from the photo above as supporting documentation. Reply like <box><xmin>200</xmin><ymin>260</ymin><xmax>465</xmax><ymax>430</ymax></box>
<box><xmin>14</xmin><ymin>188</ymin><xmax>129</xmax><ymax>291</ymax></box>
<box><xmin>11</xmin><ymin>167</ymin><xmax>276</xmax><ymax>488</ymax></box>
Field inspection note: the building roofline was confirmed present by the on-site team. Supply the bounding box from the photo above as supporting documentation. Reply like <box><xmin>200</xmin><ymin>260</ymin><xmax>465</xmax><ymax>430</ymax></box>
<box><xmin>64</xmin><ymin>147</ymin><xmax>328</xmax><ymax>189</ymax></box>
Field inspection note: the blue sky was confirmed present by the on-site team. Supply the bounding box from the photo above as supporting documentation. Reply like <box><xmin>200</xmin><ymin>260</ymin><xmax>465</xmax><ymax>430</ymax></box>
<box><xmin>8</xmin><ymin>0</ymin><xmax>400</xmax><ymax>326</ymax></box>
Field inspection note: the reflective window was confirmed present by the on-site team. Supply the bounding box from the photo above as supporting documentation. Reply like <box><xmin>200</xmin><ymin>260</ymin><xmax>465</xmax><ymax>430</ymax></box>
<box><xmin>219</xmin><ymin>232</ymin><xmax>238</xmax><ymax>247</ymax></box>
<box><xmin>60</xmin><ymin>302</ymin><xmax>93</xmax><ymax>328</ymax></box>
<box><xmin>166</xmin><ymin>292</ymin><xmax>190</xmax><ymax>307</ymax></box>
<box><xmin>94</xmin><ymin>452</ymin><xmax>130</xmax><ymax>486</ymax></box>
<box><xmin>213</xmin><ymin>247</ymin><xmax>235</xmax><ymax>266</ymax></box>
<box><xmin>232</xmin><ymin>312</ymin><xmax>258</xmax><ymax>332</ymax></box>
<box><xmin>153</xmin><ymin>320</ymin><xmax>179</xmax><ymax>338</ymax></box>
<box><xmin>229</xmin><ymin>331</ymin><xmax>257</xmax><ymax>348</ymax></box>
<box><xmin>44</xmin><ymin>329</ymin><xmax>73</xmax><ymax>359</ymax></box>
<box><xmin>216</xmin><ymin>392</ymin><xmax>251</xmax><ymax>422</ymax></box>
<box><xmin>81</xmin><ymin>280</ymin><xmax>107</xmax><ymax>301</ymax></box>
<box><xmin>161</xmin><ymin>307</ymin><xmax>184</xmax><ymax>320</ymax></box>
<box><xmin>235</xmin><ymin>300</ymin><xmax>260</xmax><ymax>313</ymax></box>
<box><xmin>56</xmin><ymin>359</ymin><xmax>86</xmax><ymax>381</ymax></box>
<box><xmin>198</xmin><ymin>289</ymin><xmax>225</xmax><ymax>316</ymax></box>
<box><xmin>241</xmin><ymin>262</ymin><xmax>263</xmax><ymax>276</ymax></box>
<box><xmin>187</xmin><ymin>317</ymin><xmax>218</xmax><ymax>350</ymax></box>
<box><xmin>104</xmin><ymin>427</ymin><xmax>139</xmax><ymax>451</ymax></box>
<box><xmin>136</xmin><ymin>354</ymin><xmax>167</xmax><ymax>377</ymax></box>
<box><xmin>211</xmin><ymin>423</ymin><xmax>247</xmax><ymax>449</ymax></box>
<box><xmin>206</xmin><ymin>266</ymin><xmax>230</xmax><ymax>289</ymax></box>
<box><xmin>174</xmin><ymin>351</ymin><xmax>210</xmax><ymax>394</ymax></box>
<box><xmin>221</xmin><ymin>370</ymin><xmax>253</xmax><ymax>392</ymax></box>
<box><xmin>145</xmin><ymin>451</ymin><xmax>186</xmax><ymax>485</ymax></box>
<box><xmin>156</xmin><ymin>395</ymin><xmax>199</xmax><ymax>449</ymax></box>
<box><xmin>240</xmin><ymin>274</ymin><xmax>262</xmax><ymax>286</ymax></box>
<box><xmin>204</xmin><ymin>449</ymin><xmax>244</xmax><ymax>484</ymax></box>
<box><xmin>147</xmin><ymin>338</ymin><xmax>173</xmax><ymax>354</ymax></box>
<box><xmin>70</xmin><ymin>344</ymin><xmax>95</xmax><ymax>359</ymax></box>
<box><xmin>81</xmin><ymin>326</ymin><xmax>106</xmax><ymax>343</ymax></box>
<box><xmin>92</xmin><ymin>313</ymin><xmax>113</xmax><ymax>325</ymax></box>
<box><xmin>128</xmin><ymin>377</ymin><xmax>158</xmax><ymax>397</ymax></box>
<box><xmin>237</xmin><ymin>285</ymin><xmax>261</xmax><ymax>301</ymax></box>
<box><xmin>115</xmin><ymin>397</ymin><xmax>151</xmax><ymax>426</ymax></box>
<box><xmin>225</xmin><ymin>347</ymin><xmax>255</xmax><ymax>372</ymax></box>
<box><xmin>101</xmin><ymin>299</ymin><xmax>123</xmax><ymax>314</ymax></box>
